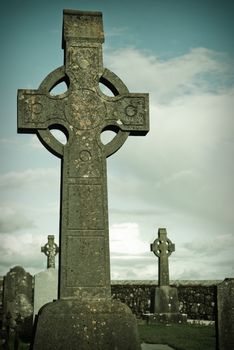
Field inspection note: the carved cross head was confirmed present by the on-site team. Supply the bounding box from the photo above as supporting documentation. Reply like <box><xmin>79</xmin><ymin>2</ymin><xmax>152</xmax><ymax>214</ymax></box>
<box><xmin>41</xmin><ymin>235</ymin><xmax>59</xmax><ymax>269</ymax></box>
<box><xmin>151</xmin><ymin>228</ymin><xmax>175</xmax><ymax>259</ymax></box>
<box><xmin>17</xmin><ymin>10</ymin><xmax>149</xmax><ymax>161</ymax></box>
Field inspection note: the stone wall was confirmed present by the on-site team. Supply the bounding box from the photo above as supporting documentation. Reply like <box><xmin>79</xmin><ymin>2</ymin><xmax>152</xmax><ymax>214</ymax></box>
<box><xmin>176</xmin><ymin>282</ymin><xmax>217</xmax><ymax>320</ymax></box>
<box><xmin>0</xmin><ymin>276</ymin><xmax>221</xmax><ymax>321</ymax></box>
<box><xmin>111</xmin><ymin>280</ymin><xmax>221</xmax><ymax>320</ymax></box>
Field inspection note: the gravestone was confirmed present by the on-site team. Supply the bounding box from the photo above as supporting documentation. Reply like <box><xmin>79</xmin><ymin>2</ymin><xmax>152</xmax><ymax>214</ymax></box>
<box><xmin>33</xmin><ymin>236</ymin><xmax>59</xmax><ymax>320</ymax></box>
<box><xmin>217</xmin><ymin>278</ymin><xmax>234</xmax><ymax>350</ymax></box>
<box><xmin>2</xmin><ymin>266</ymin><xmax>33</xmax><ymax>342</ymax></box>
<box><xmin>18</xmin><ymin>9</ymin><xmax>149</xmax><ymax>349</ymax></box>
<box><xmin>146</xmin><ymin>228</ymin><xmax>186</xmax><ymax>324</ymax></box>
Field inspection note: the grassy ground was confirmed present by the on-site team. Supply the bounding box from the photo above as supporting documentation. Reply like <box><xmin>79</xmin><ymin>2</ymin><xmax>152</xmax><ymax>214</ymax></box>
<box><xmin>1</xmin><ymin>324</ymin><xmax>216</xmax><ymax>350</ymax></box>
<box><xmin>138</xmin><ymin>323</ymin><xmax>216</xmax><ymax>350</ymax></box>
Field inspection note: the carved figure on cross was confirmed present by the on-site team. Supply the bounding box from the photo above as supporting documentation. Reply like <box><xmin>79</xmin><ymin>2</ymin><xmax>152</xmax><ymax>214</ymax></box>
<box><xmin>151</xmin><ymin>228</ymin><xmax>175</xmax><ymax>286</ymax></box>
<box><xmin>41</xmin><ymin>235</ymin><xmax>59</xmax><ymax>269</ymax></box>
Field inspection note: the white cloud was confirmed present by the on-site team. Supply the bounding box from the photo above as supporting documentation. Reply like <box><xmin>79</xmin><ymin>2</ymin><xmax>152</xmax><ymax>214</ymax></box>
<box><xmin>107</xmin><ymin>88</ymin><xmax>234</xmax><ymax>227</ymax></box>
<box><xmin>0</xmin><ymin>135</ymin><xmax>44</xmax><ymax>150</ymax></box>
<box><xmin>0</xmin><ymin>205</ymin><xmax>35</xmax><ymax>233</ymax></box>
<box><xmin>0</xmin><ymin>168</ymin><xmax>59</xmax><ymax>189</ymax></box>
<box><xmin>105</xmin><ymin>47</ymin><xmax>234</xmax><ymax>280</ymax></box>
<box><xmin>110</xmin><ymin>222</ymin><xmax>148</xmax><ymax>255</ymax></box>
<box><xmin>0</xmin><ymin>138</ymin><xmax>21</xmax><ymax>146</ymax></box>
<box><xmin>105</xmin><ymin>47</ymin><xmax>231</xmax><ymax>102</ymax></box>
<box><xmin>183</xmin><ymin>233</ymin><xmax>234</xmax><ymax>258</ymax></box>
<box><xmin>106</xmin><ymin>26</ymin><xmax>129</xmax><ymax>37</ymax></box>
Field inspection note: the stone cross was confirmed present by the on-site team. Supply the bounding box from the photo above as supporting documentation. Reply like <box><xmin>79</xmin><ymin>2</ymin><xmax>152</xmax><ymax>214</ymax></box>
<box><xmin>151</xmin><ymin>228</ymin><xmax>175</xmax><ymax>286</ymax></box>
<box><xmin>41</xmin><ymin>235</ymin><xmax>59</xmax><ymax>269</ymax></box>
<box><xmin>18</xmin><ymin>10</ymin><xmax>149</xmax><ymax>300</ymax></box>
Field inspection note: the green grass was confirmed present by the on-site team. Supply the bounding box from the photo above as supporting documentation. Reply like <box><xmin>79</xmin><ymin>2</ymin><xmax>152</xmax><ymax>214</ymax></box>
<box><xmin>2</xmin><ymin>324</ymin><xmax>216</xmax><ymax>350</ymax></box>
<box><xmin>138</xmin><ymin>323</ymin><xmax>216</xmax><ymax>350</ymax></box>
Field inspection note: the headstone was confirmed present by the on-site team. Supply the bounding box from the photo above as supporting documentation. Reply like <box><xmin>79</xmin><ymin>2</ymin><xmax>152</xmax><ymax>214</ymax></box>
<box><xmin>2</xmin><ymin>266</ymin><xmax>33</xmax><ymax>342</ymax></box>
<box><xmin>33</xmin><ymin>236</ymin><xmax>59</xmax><ymax>320</ymax></box>
<box><xmin>146</xmin><ymin>228</ymin><xmax>186</xmax><ymax>324</ymax></box>
<box><xmin>18</xmin><ymin>9</ymin><xmax>149</xmax><ymax>350</ymax></box>
<box><xmin>217</xmin><ymin>278</ymin><xmax>234</xmax><ymax>350</ymax></box>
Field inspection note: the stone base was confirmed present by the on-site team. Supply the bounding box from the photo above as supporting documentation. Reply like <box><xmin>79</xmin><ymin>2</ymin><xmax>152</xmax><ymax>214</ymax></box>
<box><xmin>154</xmin><ymin>286</ymin><xmax>180</xmax><ymax>314</ymax></box>
<box><xmin>32</xmin><ymin>298</ymin><xmax>141</xmax><ymax>350</ymax></box>
<box><xmin>145</xmin><ymin>285</ymin><xmax>187</xmax><ymax>325</ymax></box>
<box><xmin>144</xmin><ymin>312</ymin><xmax>187</xmax><ymax>325</ymax></box>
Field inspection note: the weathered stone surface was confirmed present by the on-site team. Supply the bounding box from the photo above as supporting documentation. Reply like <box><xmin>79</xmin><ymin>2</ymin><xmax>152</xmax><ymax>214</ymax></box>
<box><xmin>33</xmin><ymin>268</ymin><xmax>58</xmax><ymax>320</ymax></box>
<box><xmin>3</xmin><ymin>266</ymin><xmax>33</xmax><ymax>341</ymax></box>
<box><xmin>217</xmin><ymin>278</ymin><xmax>234</xmax><ymax>350</ymax></box>
<box><xmin>18</xmin><ymin>9</ymin><xmax>148</xmax><ymax>349</ymax></box>
<box><xmin>32</xmin><ymin>298</ymin><xmax>141</xmax><ymax>350</ymax></box>
<box><xmin>41</xmin><ymin>235</ymin><xmax>59</xmax><ymax>269</ymax></box>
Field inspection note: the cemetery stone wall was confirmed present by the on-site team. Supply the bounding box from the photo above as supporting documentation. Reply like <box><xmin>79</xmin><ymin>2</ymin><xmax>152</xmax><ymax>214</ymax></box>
<box><xmin>111</xmin><ymin>280</ymin><xmax>220</xmax><ymax>320</ymax></box>
<box><xmin>0</xmin><ymin>276</ymin><xmax>220</xmax><ymax>322</ymax></box>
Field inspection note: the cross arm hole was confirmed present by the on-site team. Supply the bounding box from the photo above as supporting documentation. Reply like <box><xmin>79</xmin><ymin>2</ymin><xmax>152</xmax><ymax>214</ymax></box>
<box><xmin>49</xmin><ymin>76</ymin><xmax>70</xmax><ymax>97</ymax></box>
<box><xmin>99</xmin><ymin>68</ymin><xmax>129</xmax><ymax>97</ymax></box>
<box><xmin>39</xmin><ymin>66</ymin><xmax>70</xmax><ymax>98</ymax></box>
<box><xmin>37</xmin><ymin>123</ymin><xmax>70</xmax><ymax>159</ymax></box>
<box><xmin>99</xmin><ymin>125</ymin><xmax>129</xmax><ymax>158</ymax></box>
<box><xmin>100</xmin><ymin>125</ymin><xmax>118</xmax><ymax>144</ymax></box>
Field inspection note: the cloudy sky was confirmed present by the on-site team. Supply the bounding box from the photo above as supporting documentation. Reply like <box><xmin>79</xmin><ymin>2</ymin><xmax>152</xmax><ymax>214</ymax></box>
<box><xmin>0</xmin><ymin>0</ymin><xmax>233</xmax><ymax>281</ymax></box>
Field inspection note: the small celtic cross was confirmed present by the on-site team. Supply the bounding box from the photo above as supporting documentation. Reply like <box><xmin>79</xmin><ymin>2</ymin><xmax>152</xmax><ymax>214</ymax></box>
<box><xmin>151</xmin><ymin>228</ymin><xmax>175</xmax><ymax>286</ymax></box>
<box><xmin>41</xmin><ymin>235</ymin><xmax>59</xmax><ymax>269</ymax></box>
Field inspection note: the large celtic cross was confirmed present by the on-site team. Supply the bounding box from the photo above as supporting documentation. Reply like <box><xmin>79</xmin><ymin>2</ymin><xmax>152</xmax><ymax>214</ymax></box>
<box><xmin>151</xmin><ymin>228</ymin><xmax>175</xmax><ymax>286</ymax></box>
<box><xmin>18</xmin><ymin>10</ymin><xmax>149</xmax><ymax>300</ymax></box>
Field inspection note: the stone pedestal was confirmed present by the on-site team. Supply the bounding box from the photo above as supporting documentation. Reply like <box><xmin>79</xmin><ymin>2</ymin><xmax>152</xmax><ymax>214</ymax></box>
<box><xmin>145</xmin><ymin>286</ymin><xmax>187</xmax><ymax>324</ymax></box>
<box><xmin>217</xmin><ymin>278</ymin><xmax>234</xmax><ymax>350</ymax></box>
<box><xmin>32</xmin><ymin>298</ymin><xmax>141</xmax><ymax>350</ymax></box>
<box><xmin>33</xmin><ymin>268</ymin><xmax>58</xmax><ymax>320</ymax></box>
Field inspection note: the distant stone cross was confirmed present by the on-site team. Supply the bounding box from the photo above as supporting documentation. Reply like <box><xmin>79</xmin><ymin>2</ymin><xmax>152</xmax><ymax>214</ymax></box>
<box><xmin>18</xmin><ymin>10</ymin><xmax>149</xmax><ymax>299</ymax></box>
<box><xmin>151</xmin><ymin>228</ymin><xmax>175</xmax><ymax>286</ymax></box>
<box><xmin>41</xmin><ymin>235</ymin><xmax>59</xmax><ymax>269</ymax></box>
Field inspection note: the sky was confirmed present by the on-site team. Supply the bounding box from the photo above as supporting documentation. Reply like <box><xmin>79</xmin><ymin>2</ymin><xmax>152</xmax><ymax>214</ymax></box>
<box><xmin>0</xmin><ymin>0</ymin><xmax>234</xmax><ymax>281</ymax></box>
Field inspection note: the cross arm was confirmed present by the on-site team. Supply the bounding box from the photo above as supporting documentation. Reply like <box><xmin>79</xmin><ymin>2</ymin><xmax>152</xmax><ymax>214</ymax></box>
<box><xmin>17</xmin><ymin>89</ymin><xmax>66</xmax><ymax>133</ymax></box>
<box><xmin>169</xmin><ymin>243</ymin><xmax>175</xmax><ymax>254</ymax></box>
<box><xmin>104</xmin><ymin>93</ymin><xmax>149</xmax><ymax>135</ymax></box>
